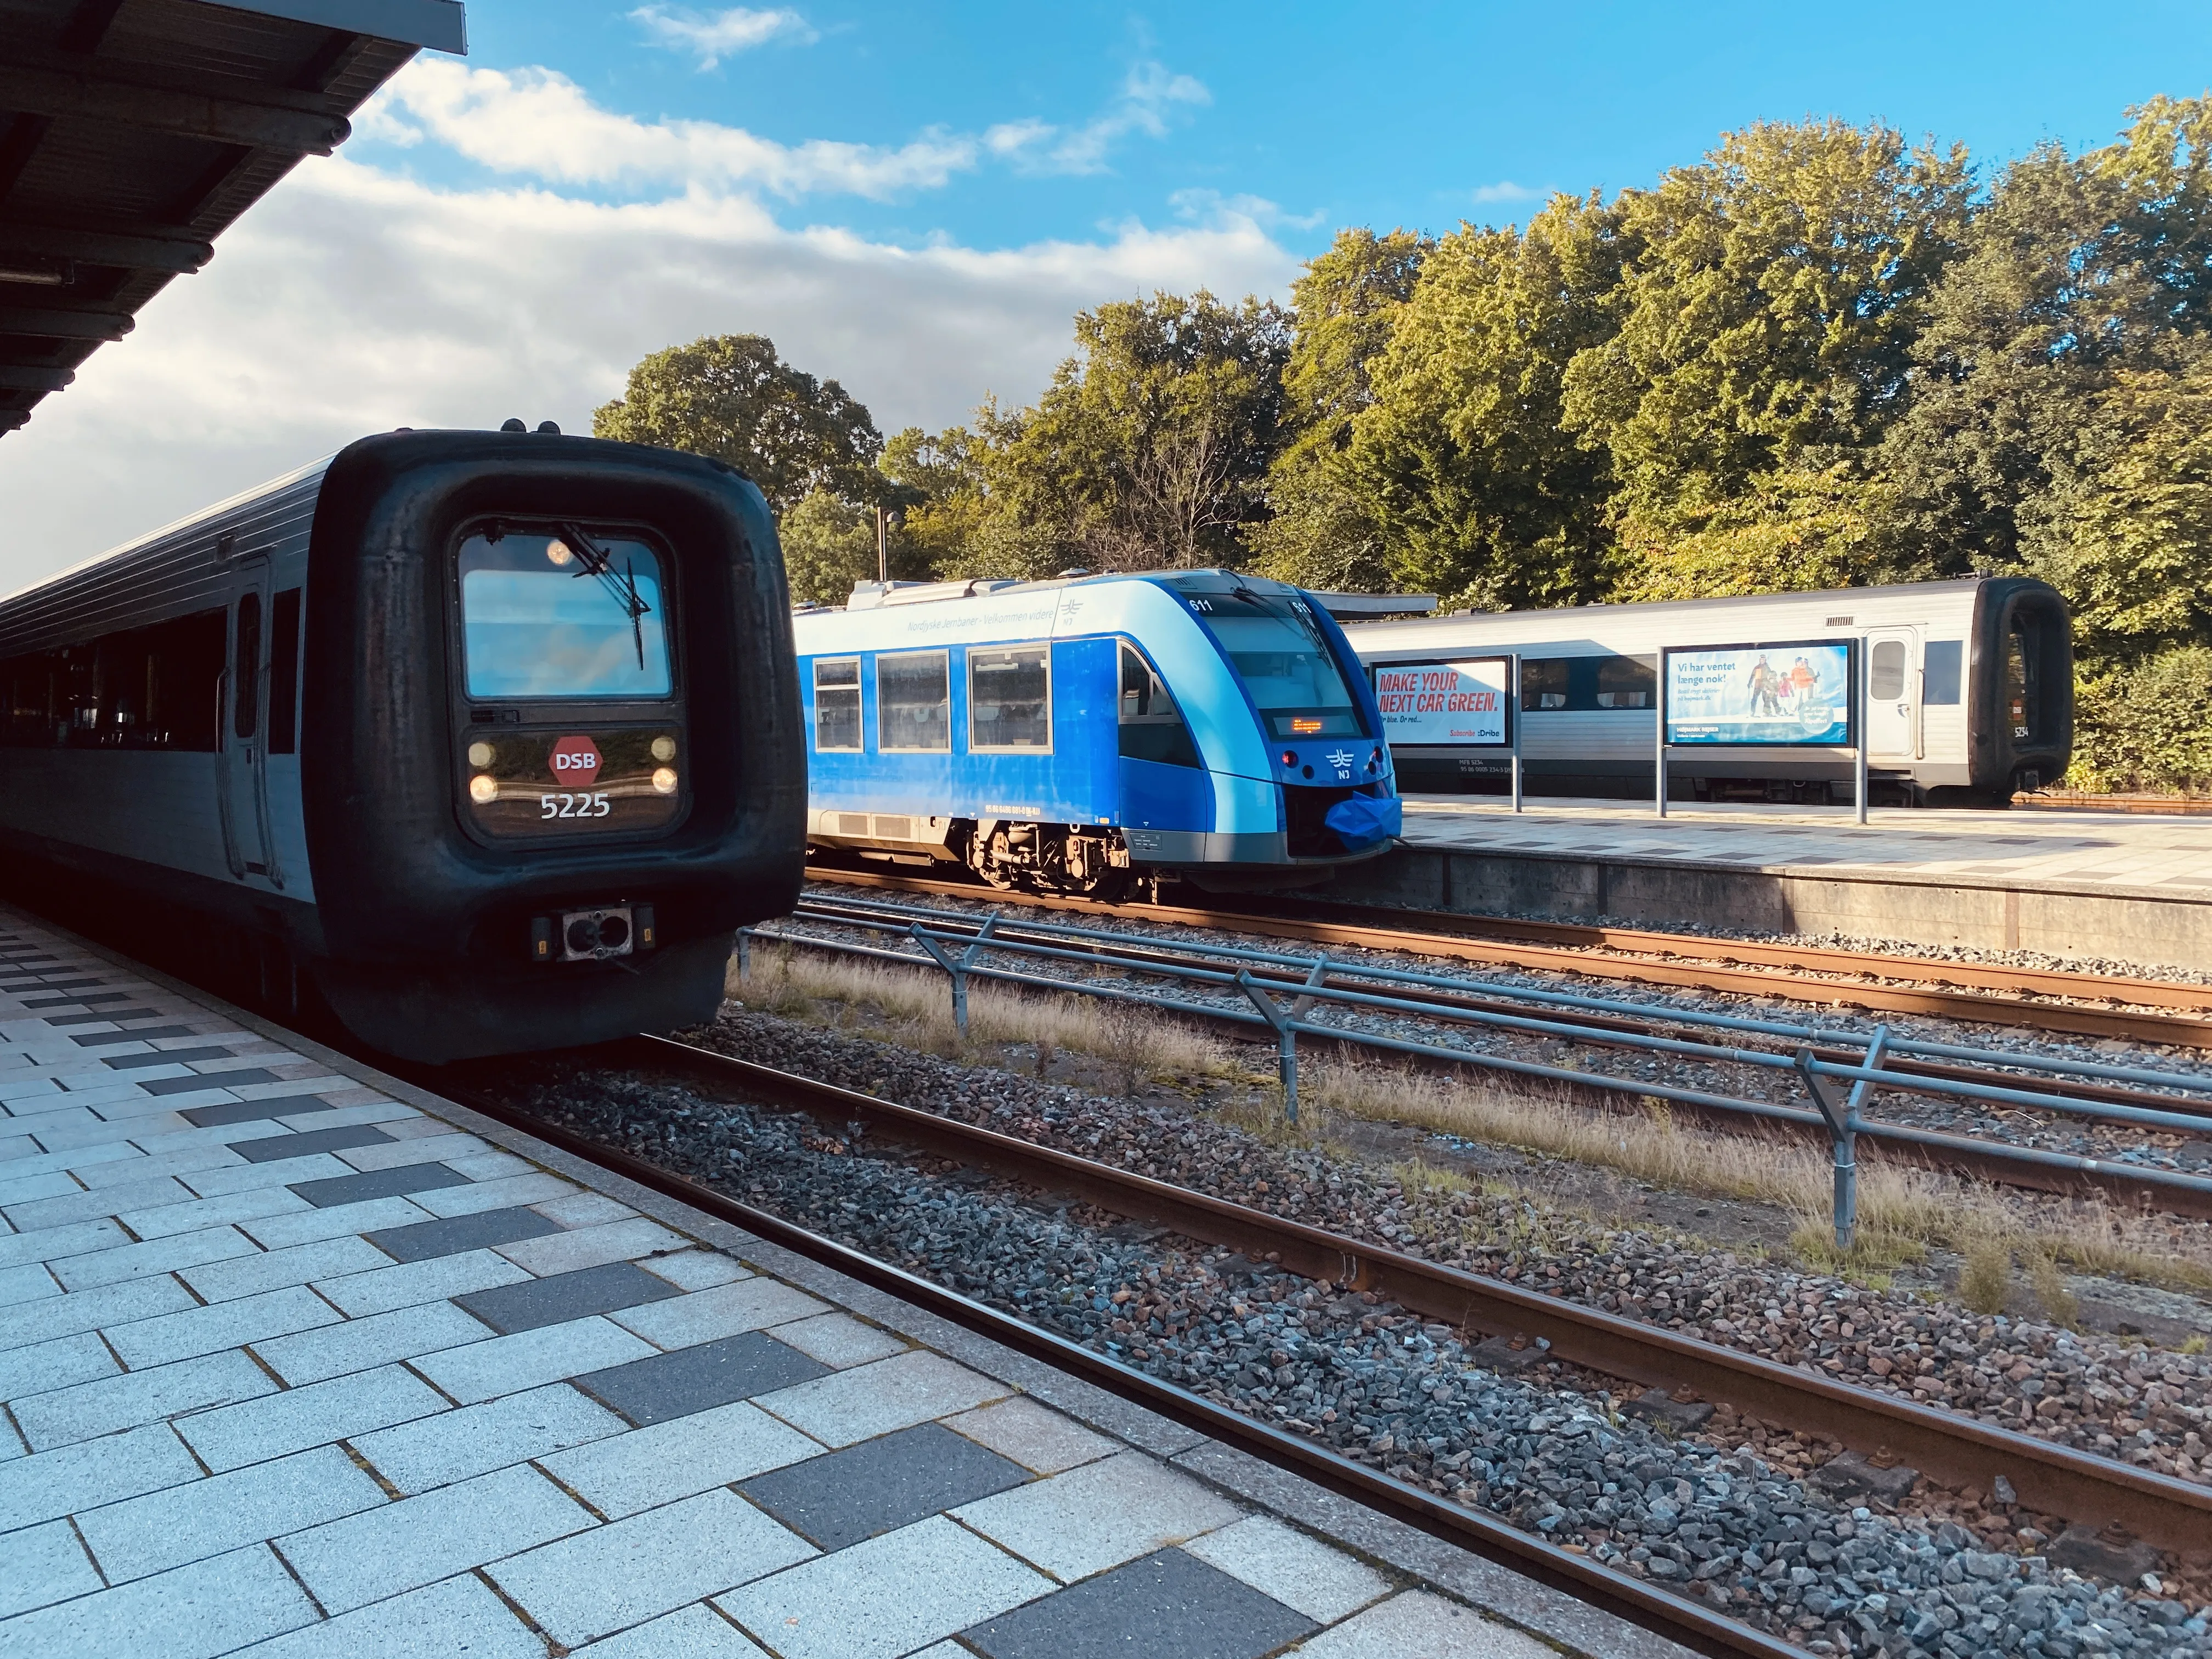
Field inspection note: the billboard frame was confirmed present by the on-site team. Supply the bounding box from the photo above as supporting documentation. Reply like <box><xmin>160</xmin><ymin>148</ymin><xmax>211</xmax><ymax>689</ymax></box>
<box><xmin>1367</xmin><ymin>655</ymin><xmax>1515</xmax><ymax>750</ymax></box>
<box><xmin>1658</xmin><ymin>637</ymin><xmax>1859</xmax><ymax>751</ymax></box>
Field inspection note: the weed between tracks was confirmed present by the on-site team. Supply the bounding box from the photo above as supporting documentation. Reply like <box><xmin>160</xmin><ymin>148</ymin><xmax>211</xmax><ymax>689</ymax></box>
<box><xmin>730</xmin><ymin>944</ymin><xmax>2212</xmax><ymax>1312</ymax></box>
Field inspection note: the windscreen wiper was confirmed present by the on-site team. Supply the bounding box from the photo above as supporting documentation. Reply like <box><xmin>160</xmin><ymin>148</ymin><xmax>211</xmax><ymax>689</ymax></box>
<box><xmin>559</xmin><ymin>523</ymin><xmax>651</xmax><ymax>669</ymax></box>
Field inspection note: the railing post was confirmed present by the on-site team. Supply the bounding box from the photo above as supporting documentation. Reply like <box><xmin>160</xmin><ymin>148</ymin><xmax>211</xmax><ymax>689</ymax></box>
<box><xmin>1237</xmin><ymin>968</ymin><xmax>1300</xmax><ymax>1125</ymax></box>
<box><xmin>736</xmin><ymin>927</ymin><xmax>753</xmax><ymax>983</ymax></box>
<box><xmin>909</xmin><ymin>923</ymin><xmax>968</xmax><ymax>1036</ymax></box>
<box><xmin>1796</xmin><ymin>1023</ymin><xmax>1889</xmax><ymax>1253</ymax></box>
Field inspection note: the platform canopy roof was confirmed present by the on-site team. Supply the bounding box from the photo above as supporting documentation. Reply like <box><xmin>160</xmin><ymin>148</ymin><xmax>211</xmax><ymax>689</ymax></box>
<box><xmin>0</xmin><ymin>0</ymin><xmax>466</xmax><ymax>437</ymax></box>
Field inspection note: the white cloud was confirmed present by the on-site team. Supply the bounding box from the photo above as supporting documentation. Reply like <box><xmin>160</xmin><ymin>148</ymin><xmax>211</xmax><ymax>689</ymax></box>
<box><xmin>1470</xmin><ymin>179</ymin><xmax>1545</xmax><ymax>204</ymax></box>
<box><xmin>360</xmin><ymin>59</ymin><xmax>974</xmax><ymax>199</ymax></box>
<box><xmin>630</xmin><ymin>5</ymin><xmax>815</xmax><ymax>71</ymax></box>
<box><xmin>990</xmin><ymin>59</ymin><xmax>1211</xmax><ymax>176</ymax></box>
<box><xmin>0</xmin><ymin>160</ymin><xmax>1297</xmax><ymax>591</ymax></box>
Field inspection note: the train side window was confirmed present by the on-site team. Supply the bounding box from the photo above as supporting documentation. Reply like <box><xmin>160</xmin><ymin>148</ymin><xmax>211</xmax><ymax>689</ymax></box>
<box><xmin>268</xmin><ymin>589</ymin><xmax>302</xmax><ymax>754</ymax></box>
<box><xmin>1924</xmin><ymin>640</ymin><xmax>1962</xmax><ymax>705</ymax></box>
<box><xmin>2006</xmin><ymin>623</ymin><xmax>2038</xmax><ymax>742</ymax></box>
<box><xmin>812</xmin><ymin>657</ymin><xmax>862</xmax><ymax>751</ymax></box>
<box><xmin>232</xmin><ymin>594</ymin><xmax>261</xmax><ymax>740</ymax></box>
<box><xmin>1521</xmin><ymin>658</ymin><xmax>1570</xmax><ymax>710</ymax></box>
<box><xmin>969</xmin><ymin>646</ymin><xmax>1051</xmax><ymax>751</ymax></box>
<box><xmin>877</xmin><ymin>650</ymin><xmax>950</xmax><ymax>751</ymax></box>
<box><xmin>1594</xmin><ymin>655</ymin><xmax>1655</xmax><ymax>709</ymax></box>
<box><xmin>0</xmin><ymin>610</ymin><xmax>225</xmax><ymax>752</ymax></box>
<box><xmin>1118</xmin><ymin>643</ymin><xmax>1201</xmax><ymax>768</ymax></box>
<box><xmin>1869</xmin><ymin>640</ymin><xmax>1907</xmax><ymax>701</ymax></box>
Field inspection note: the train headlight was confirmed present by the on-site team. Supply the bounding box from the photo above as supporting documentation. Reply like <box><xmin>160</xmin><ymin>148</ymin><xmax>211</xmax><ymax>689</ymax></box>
<box><xmin>650</xmin><ymin>735</ymin><xmax>676</xmax><ymax>761</ymax></box>
<box><xmin>651</xmin><ymin>766</ymin><xmax>678</xmax><ymax>795</ymax></box>
<box><xmin>468</xmin><ymin>774</ymin><xmax>499</xmax><ymax>804</ymax></box>
<box><xmin>467</xmin><ymin>741</ymin><xmax>494</xmax><ymax>768</ymax></box>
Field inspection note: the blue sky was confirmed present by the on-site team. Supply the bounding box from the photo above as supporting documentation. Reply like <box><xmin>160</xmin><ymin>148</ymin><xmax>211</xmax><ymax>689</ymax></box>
<box><xmin>2</xmin><ymin>0</ymin><xmax>2204</xmax><ymax>588</ymax></box>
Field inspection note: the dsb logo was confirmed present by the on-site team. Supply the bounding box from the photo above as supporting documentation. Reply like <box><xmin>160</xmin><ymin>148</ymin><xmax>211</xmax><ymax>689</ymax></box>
<box><xmin>548</xmin><ymin>735</ymin><xmax>602</xmax><ymax>786</ymax></box>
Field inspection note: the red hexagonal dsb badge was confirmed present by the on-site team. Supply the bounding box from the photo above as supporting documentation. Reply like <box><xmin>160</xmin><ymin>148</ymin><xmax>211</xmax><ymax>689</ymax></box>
<box><xmin>549</xmin><ymin>734</ymin><xmax>602</xmax><ymax>786</ymax></box>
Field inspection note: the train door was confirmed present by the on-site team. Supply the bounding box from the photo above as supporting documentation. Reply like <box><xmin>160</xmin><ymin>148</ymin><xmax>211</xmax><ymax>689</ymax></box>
<box><xmin>1864</xmin><ymin>628</ymin><xmax>1921</xmax><ymax>760</ymax></box>
<box><xmin>216</xmin><ymin>560</ymin><xmax>273</xmax><ymax>881</ymax></box>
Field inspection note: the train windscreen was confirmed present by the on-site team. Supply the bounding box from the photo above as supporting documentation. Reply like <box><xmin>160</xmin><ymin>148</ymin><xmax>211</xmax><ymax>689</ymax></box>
<box><xmin>459</xmin><ymin>531</ymin><xmax>672</xmax><ymax>699</ymax></box>
<box><xmin>1200</xmin><ymin>591</ymin><xmax>1368</xmax><ymax>738</ymax></box>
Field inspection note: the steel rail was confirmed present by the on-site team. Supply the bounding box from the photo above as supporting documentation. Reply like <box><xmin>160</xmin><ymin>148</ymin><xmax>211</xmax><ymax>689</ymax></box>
<box><xmin>616</xmin><ymin>1035</ymin><xmax>2212</xmax><ymax>1560</ymax></box>
<box><xmin>796</xmin><ymin>894</ymin><xmax>2212</xmax><ymax>1118</ymax></box>
<box><xmin>805</xmin><ymin>867</ymin><xmax>2212</xmax><ymax>1048</ymax></box>
<box><xmin>426</xmin><ymin>1057</ymin><xmax>1800</xmax><ymax>1659</ymax></box>
<box><xmin>753</xmin><ymin>922</ymin><xmax>2212</xmax><ymax>1220</ymax></box>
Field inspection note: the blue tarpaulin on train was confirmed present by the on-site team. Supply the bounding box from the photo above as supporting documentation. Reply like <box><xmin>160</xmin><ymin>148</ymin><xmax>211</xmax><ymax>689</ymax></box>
<box><xmin>1324</xmin><ymin>793</ymin><xmax>1402</xmax><ymax>846</ymax></box>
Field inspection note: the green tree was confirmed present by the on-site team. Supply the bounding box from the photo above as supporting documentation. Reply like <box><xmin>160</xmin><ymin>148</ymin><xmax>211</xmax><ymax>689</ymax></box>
<box><xmin>990</xmin><ymin>291</ymin><xmax>1291</xmax><ymax>569</ymax></box>
<box><xmin>2068</xmin><ymin>646</ymin><xmax>2212</xmax><ymax>793</ymax></box>
<box><xmin>776</xmin><ymin>489</ymin><xmax>879</xmax><ymax>605</ymax></box>
<box><xmin>594</xmin><ymin>334</ymin><xmax>883</xmax><ymax>514</ymax></box>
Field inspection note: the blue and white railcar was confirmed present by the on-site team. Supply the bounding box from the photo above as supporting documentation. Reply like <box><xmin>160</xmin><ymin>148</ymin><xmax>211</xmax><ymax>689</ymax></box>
<box><xmin>793</xmin><ymin>570</ymin><xmax>1401</xmax><ymax>896</ymax></box>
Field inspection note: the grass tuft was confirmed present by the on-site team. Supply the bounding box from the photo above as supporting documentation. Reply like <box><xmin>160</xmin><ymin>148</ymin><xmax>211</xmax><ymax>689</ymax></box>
<box><xmin>1957</xmin><ymin>1234</ymin><xmax>2014</xmax><ymax>1314</ymax></box>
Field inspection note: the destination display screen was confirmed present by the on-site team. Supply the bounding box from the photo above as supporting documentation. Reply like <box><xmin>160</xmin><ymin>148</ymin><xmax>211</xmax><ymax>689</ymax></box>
<box><xmin>1663</xmin><ymin>641</ymin><xmax>1853</xmax><ymax>746</ymax></box>
<box><xmin>1371</xmin><ymin>658</ymin><xmax>1509</xmax><ymax>747</ymax></box>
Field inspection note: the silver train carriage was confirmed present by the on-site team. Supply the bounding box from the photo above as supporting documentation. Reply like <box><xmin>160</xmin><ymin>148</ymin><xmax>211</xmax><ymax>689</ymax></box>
<box><xmin>1346</xmin><ymin>577</ymin><xmax>2072</xmax><ymax>807</ymax></box>
<box><xmin>0</xmin><ymin>428</ymin><xmax>806</xmax><ymax>1062</ymax></box>
<box><xmin>794</xmin><ymin>569</ymin><xmax>1402</xmax><ymax>897</ymax></box>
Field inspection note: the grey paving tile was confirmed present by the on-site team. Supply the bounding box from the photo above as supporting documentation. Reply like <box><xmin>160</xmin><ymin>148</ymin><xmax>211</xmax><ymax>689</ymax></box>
<box><xmin>442</xmin><ymin>1149</ymin><xmax>536</xmax><ymax>1182</ymax></box>
<box><xmin>1182</xmin><ymin>1516</ymin><xmax>1389</xmax><ymax>1623</ymax></box>
<box><xmin>45</xmin><ymin>1226</ymin><xmax>255</xmax><ymax>1293</ymax></box>
<box><xmin>494</xmin><ymin>1216</ymin><xmax>687</xmax><ymax>1276</ymax></box>
<box><xmin>960</xmin><ymin>1548</ymin><xmax>1316</xmax><ymax>1659</ymax></box>
<box><xmin>770</xmin><ymin>1312</ymin><xmax>909</xmax><ymax>1370</ymax></box>
<box><xmin>177</xmin><ymin>1234</ymin><xmax>387</xmax><ymax>1303</ymax></box>
<box><xmin>362</xmin><ymin>1203</ymin><xmax>561</xmax><ymax>1262</ymax></box>
<box><xmin>12</xmin><ymin>1348</ymin><xmax>279</xmax><ymax>1451</ymax></box>
<box><xmin>240</xmin><ymin>1193</ymin><xmax>436</xmax><ymax>1249</ymax></box>
<box><xmin>228</xmin><ymin>1124</ymin><xmax>394</xmax><ymax>1163</ymax></box>
<box><xmin>410</xmin><ymin>1171</ymin><xmax>578</xmax><ymax>1216</ymax></box>
<box><xmin>411</xmin><ymin>1314</ymin><xmax>658</xmax><ymax>1405</ymax></box>
<box><xmin>488</xmin><ymin>1485</ymin><xmax>816</xmax><ymax>1649</ymax></box>
<box><xmin>174</xmin><ymin>1363</ymin><xmax>449</xmax><ymax>1474</ymax></box>
<box><xmin>117</xmin><ymin>1185</ymin><xmax>309</xmax><ymax>1241</ymax></box>
<box><xmin>0</xmin><ymin>1330</ymin><xmax>117</xmax><ymax>1403</ymax></box>
<box><xmin>0</xmin><ymin>1217</ymin><xmax>127</xmax><ymax>1271</ymax></box>
<box><xmin>102</xmin><ymin>1046</ymin><xmax>234</xmax><ymax>1071</ymax></box>
<box><xmin>455</xmin><ymin>1259</ymin><xmax>680</xmax><ymax>1335</ymax></box>
<box><xmin>754</xmin><ymin>1350</ymin><xmax>1010</xmax><ymax>1449</ymax></box>
<box><xmin>741</xmin><ymin>1422</ymin><xmax>1026</xmax><ymax>1551</ymax></box>
<box><xmin>140</xmin><ymin>1066</ymin><xmax>279</xmax><ymax>1096</ymax></box>
<box><xmin>253</xmin><ymin>1300</ymin><xmax>492</xmax><ymax>1387</ymax></box>
<box><xmin>352</xmin><ymin>1381</ymin><xmax>625</xmax><ymax>1495</ymax></box>
<box><xmin>312</xmin><ymin>1246</ymin><xmax>530</xmax><ymax>1318</ymax></box>
<box><xmin>103</xmin><ymin>1284</ymin><xmax>340</xmax><ymax>1369</ymax></box>
<box><xmin>335</xmin><ymin>1132</ymin><xmax>488</xmax><ymax>1173</ymax></box>
<box><xmin>607</xmin><ymin>1275</ymin><xmax>826</xmax><ymax>1349</ymax></box>
<box><xmin>0</xmin><ymin>1516</ymin><xmax>101</xmax><ymax>1618</ymax></box>
<box><xmin>529</xmin><ymin>1190</ymin><xmax>637</xmax><ymax>1229</ymax></box>
<box><xmin>575</xmin><ymin>1330</ymin><xmax>829</xmax><ymax>1427</ymax></box>
<box><xmin>2</xmin><ymin>1175</ymin><xmax>191</xmax><ymax>1233</ymax></box>
<box><xmin>638</xmin><ymin>1250</ymin><xmax>751</xmax><ymax>1293</ymax></box>
<box><xmin>543</xmin><ymin>1398</ymin><xmax>822</xmax><ymax>1519</ymax></box>
<box><xmin>1286</xmin><ymin>1590</ymin><xmax>1552</xmax><ymax>1657</ymax></box>
<box><xmin>0</xmin><ymin>1421</ymin><xmax>201</xmax><ymax>1532</ymax></box>
<box><xmin>571</xmin><ymin>1602</ymin><xmax>770</xmax><ymax>1658</ymax></box>
<box><xmin>0</xmin><ymin>1273</ymin><xmax>195</xmax><ymax>1356</ymax></box>
<box><xmin>0</xmin><ymin>1260</ymin><xmax>57</xmax><ymax>1310</ymax></box>
<box><xmin>944</xmin><ymin>1397</ymin><xmax>1119</xmax><ymax>1475</ymax></box>
<box><xmin>718</xmin><ymin>1514</ymin><xmax>1049</xmax><ymax>1659</ymax></box>
<box><xmin>173</xmin><ymin>1154</ymin><xmax>353</xmax><ymax>1199</ymax></box>
<box><xmin>0</xmin><ymin>1169</ymin><xmax>80</xmax><ymax>1209</ymax></box>
<box><xmin>77</xmin><ymin>1444</ymin><xmax>387</xmax><ymax>1583</ymax></box>
<box><xmin>224</xmin><ymin>1572</ymin><xmax>545</xmax><ymax>1658</ymax></box>
<box><xmin>950</xmin><ymin>1453</ymin><xmax>1243</xmax><ymax>1582</ymax></box>
<box><xmin>72</xmin><ymin>1146</ymin><xmax>239</xmax><ymax>1189</ymax></box>
<box><xmin>277</xmin><ymin>1460</ymin><xmax>596</xmax><ymax>1616</ymax></box>
<box><xmin>286</xmin><ymin>1161</ymin><xmax>471</xmax><ymax>1208</ymax></box>
<box><xmin>0</xmin><ymin>1543</ymin><xmax>318</xmax><ymax>1659</ymax></box>
<box><xmin>178</xmin><ymin>1094</ymin><xmax>345</xmax><ymax>1130</ymax></box>
<box><xmin>71</xmin><ymin>1025</ymin><xmax>195</xmax><ymax>1046</ymax></box>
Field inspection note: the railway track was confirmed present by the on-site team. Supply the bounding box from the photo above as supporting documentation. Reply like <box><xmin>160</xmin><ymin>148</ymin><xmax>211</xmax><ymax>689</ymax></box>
<box><xmin>437</xmin><ymin>1035</ymin><xmax>2212</xmax><ymax>1659</ymax></box>
<box><xmin>806</xmin><ymin>864</ymin><xmax>2212</xmax><ymax>1050</ymax></box>
<box><xmin>776</xmin><ymin>889</ymin><xmax>2212</xmax><ymax>1220</ymax></box>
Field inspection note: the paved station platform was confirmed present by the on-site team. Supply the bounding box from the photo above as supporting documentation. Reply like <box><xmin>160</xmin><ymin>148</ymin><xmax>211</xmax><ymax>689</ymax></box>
<box><xmin>0</xmin><ymin>907</ymin><xmax>1685</xmax><ymax>1659</ymax></box>
<box><xmin>1324</xmin><ymin>798</ymin><xmax>2212</xmax><ymax>967</ymax></box>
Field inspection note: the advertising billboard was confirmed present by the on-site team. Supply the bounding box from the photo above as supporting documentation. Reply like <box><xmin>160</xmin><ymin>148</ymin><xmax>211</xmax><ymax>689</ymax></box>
<box><xmin>1663</xmin><ymin>640</ymin><xmax>1854</xmax><ymax>747</ymax></box>
<box><xmin>1372</xmin><ymin>658</ymin><xmax>1510</xmax><ymax>747</ymax></box>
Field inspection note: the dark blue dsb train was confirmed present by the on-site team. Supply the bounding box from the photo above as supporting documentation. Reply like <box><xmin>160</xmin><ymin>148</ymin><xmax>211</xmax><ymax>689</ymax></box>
<box><xmin>0</xmin><ymin>428</ymin><xmax>806</xmax><ymax>1062</ymax></box>
<box><xmin>794</xmin><ymin>571</ymin><xmax>1403</xmax><ymax>898</ymax></box>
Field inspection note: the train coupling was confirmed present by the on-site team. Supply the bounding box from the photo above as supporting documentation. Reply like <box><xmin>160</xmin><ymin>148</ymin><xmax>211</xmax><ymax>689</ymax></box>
<box><xmin>531</xmin><ymin>904</ymin><xmax>656</xmax><ymax>964</ymax></box>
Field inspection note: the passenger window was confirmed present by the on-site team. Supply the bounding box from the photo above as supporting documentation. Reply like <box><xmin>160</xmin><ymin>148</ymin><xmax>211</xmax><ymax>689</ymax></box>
<box><xmin>1594</xmin><ymin>656</ymin><xmax>1655</xmax><ymax>709</ymax></box>
<box><xmin>812</xmin><ymin>657</ymin><xmax>862</xmax><ymax>751</ymax></box>
<box><xmin>1118</xmin><ymin>643</ymin><xmax>1201</xmax><ymax>768</ymax></box>
<box><xmin>232</xmin><ymin>593</ymin><xmax>261</xmax><ymax>740</ymax></box>
<box><xmin>877</xmin><ymin>650</ymin><xmax>950</xmax><ymax>751</ymax></box>
<box><xmin>2006</xmin><ymin>624</ymin><xmax>2038</xmax><ymax>742</ymax></box>
<box><xmin>1521</xmin><ymin>658</ymin><xmax>1570</xmax><ymax>711</ymax></box>
<box><xmin>1923</xmin><ymin>641</ymin><xmax>1962</xmax><ymax>706</ymax></box>
<box><xmin>1869</xmin><ymin>640</ymin><xmax>1908</xmax><ymax>701</ymax></box>
<box><xmin>969</xmin><ymin>646</ymin><xmax>1051</xmax><ymax>751</ymax></box>
<box><xmin>268</xmin><ymin>589</ymin><xmax>302</xmax><ymax>754</ymax></box>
